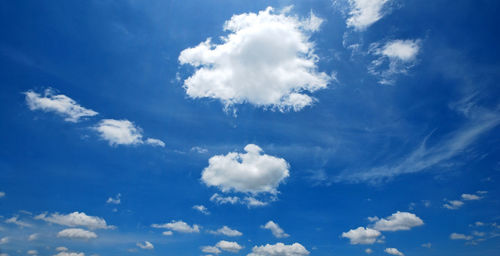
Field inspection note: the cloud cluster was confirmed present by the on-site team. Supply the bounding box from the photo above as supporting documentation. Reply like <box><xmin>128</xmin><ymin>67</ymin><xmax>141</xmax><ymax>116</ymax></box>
<box><xmin>247</xmin><ymin>242</ymin><xmax>309</xmax><ymax>256</ymax></box>
<box><xmin>261</xmin><ymin>221</ymin><xmax>289</xmax><ymax>238</ymax></box>
<box><xmin>342</xmin><ymin>227</ymin><xmax>381</xmax><ymax>244</ymax></box>
<box><xmin>202</xmin><ymin>240</ymin><xmax>243</xmax><ymax>254</ymax></box>
<box><xmin>179</xmin><ymin>7</ymin><xmax>331</xmax><ymax>112</ymax></box>
<box><xmin>443</xmin><ymin>191</ymin><xmax>486</xmax><ymax>210</ymax></box>
<box><xmin>24</xmin><ymin>89</ymin><xmax>98</xmax><ymax>122</ymax></box>
<box><xmin>35</xmin><ymin>211</ymin><xmax>114</xmax><ymax>230</ymax></box>
<box><xmin>151</xmin><ymin>220</ymin><xmax>200</xmax><ymax>234</ymax></box>
<box><xmin>371</xmin><ymin>211</ymin><xmax>424</xmax><ymax>231</ymax></box>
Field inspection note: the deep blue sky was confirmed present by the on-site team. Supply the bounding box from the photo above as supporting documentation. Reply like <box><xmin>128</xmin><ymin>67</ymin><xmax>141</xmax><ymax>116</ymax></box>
<box><xmin>1</xmin><ymin>1</ymin><xmax>499</xmax><ymax>256</ymax></box>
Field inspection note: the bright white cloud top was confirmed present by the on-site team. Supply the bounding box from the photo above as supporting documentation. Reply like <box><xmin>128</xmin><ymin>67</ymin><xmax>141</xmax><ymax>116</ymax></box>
<box><xmin>179</xmin><ymin>7</ymin><xmax>331</xmax><ymax>112</ymax></box>
<box><xmin>262</xmin><ymin>221</ymin><xmax>290</xmax><ymax>238</ymax></box>
<box><xmin>247</xmin><ymin>242</ymin><xmax>310</xmax><ymax>256</ymax></box>
<box><xmin>208</xmin><ymin>226</ymin><xmax>243</xmax><ymax>237</ymax></box>
<box><xmin>53</xmin><ymin>252</ymin><xmax>85</xmax><ymax>256</ymax></box>
<box><xmin>0</xmin><ymin>191</ymin><xmax>5</xmax><ymax>198</ymax></box>
<box><xmin>345</xmin><ymin>0</ymin><xmax>391</xmax><ymax>30</ymax></box>
<box><xmin>151</xmin><ymin>220</ymin><xmax>200</xmax><ymax>233</ymax></box>
<box><xmin>95</xmin><ymin>119</ymin><xmax>164</xmax><ymax>147</ymax></box>
<box><xmin>57</xmin><ymin>228</ymin><xmax>98</xmax><ymax>239</ymax></box>
<box><xmin>35</xmin><ymin>211</ymin><xmax>114</xmax><ymax>230</ymax></box>
<box><xmin>215</xmin><ymin>240</ymin><xmax>243</xmax><ymax>253</ymax></box>
<box><xmin>202</xmin><ymin>144</ymin><xmax>290</xmax><ymax>195</ymax></box>
<box><xmin>384</xmin><ymin>248</ymin><xmax>404</xmax><ymax>256</ymax></box>
<box><xmin>342</xmin><ymin>227</ymin><xmax>381</xmax><ymax>244</ymax></box>
<box><xmin>137</xmin><ymin>241</ymin><xmax>154</xmax><ymax>250</ymax></box>
<box><xmin>371</xmin><ymin>211</ymin><xmax>424</xmax><ymax>231</ymax></box>
<box><xmin>24</xmin><ymin>88</ymin><xmax>98</xmax><ymax>122</ymax></box>
<box><xmin>450</xmin><ymin>233</ymin><xmax>473</xmax><ymax>240</ymax></box>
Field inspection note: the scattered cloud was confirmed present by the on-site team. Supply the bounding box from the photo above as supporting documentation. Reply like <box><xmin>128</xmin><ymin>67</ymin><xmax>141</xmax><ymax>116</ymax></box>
<box><xmin>179</xmin><ymin>7</ymin><xmax>331</xmax><ymax>112</ymax></box>
<box><xmin>5</xmin><ymin>215</ymin><xmax>31</xmax><ymax>228</ymax></box>
<box><xmin>384</xmin><ymin>248</ymin><xmax>404</xmax><ymax>256</ymax></box>
<box><xmin>208</xmin><ymin>226</ymin><xmax>243</xmax><ymax>237</ymax></box>
<box><xmin>0</xmin><ymin>237</ymin><xmax>9</xmax><ymax>244</ymax></box>
<box><xmin>53</xmin><ymin>251</ymin><xmax>84</xmax><ymax>256</ymax></box>
<box><xmin>151</xmin><ymin>220</ymin><xmax>200</xmax><ymax>233</ymax></box>
<box><xmin>193</xmin><ymin>205</ymin><xmax>210</xmax><ymax>215</ymax></box>
<box><xmin>202</xmin><ymin>246</ymin><xmax>221</xmax><ymax>254</ymax></box>
<box><xmin>35</xmin><ymin>211</ymin><xmax>114</xmax><ymax>230</ymax></box>
<box><xmin>450</xmin><ymin>233</ymin><xmax>473</xmax><ymax>240</ymax></box>
<box><xmin>261</xmin><ymin>221</ymin><xmax>290</xmax><ymax>238</ymax></box>
<box><xmin>365</xmin><ymin>248</ymin><xmax>373</xmax><ymax>254</ymax></box>
<box><xmin>106</xmin><ymin>193</ymin><xmax>121</xmax><ymax>205</ymax></box>
<box><xmin>145</xmin><ymin>138</ymin><xmax>166</xmax><ymax>147</ymax></box>
<box><xmin>191</xmin><ymin>146</ymin><xmax>208</xmax><ymax>154</ymax></box>
<box><xmin>28</xmin><ymin>233</ymin><xmax>39</xmax><ymax>241</ymax></box>
<box><xmin>342</xmin><ymin>227</ymin><xmax>381</xmax><ymax>244</ymax></box>
<box><xmin>215</xmin><ymin>240</ymin><xmax>243</xmax><ymax>253</ymax></box>
<box><xmin>202</xmin><ymin>144</ymin><xmax>289</xmax><ymax>195</ymax></box>
<box><xmin>137</xmin><ymin>241</ymin><xmax>154</xmax><ymax>250</ymax></box>
<box><xmin>462</xmin><ymin>193</ymin><xmax>482</xmax><ymax>200</ymax></box>
<box><xmin>344</xmin><ymin>0</ymin><xmax>391</xmax><ymax>31</ymax></box>
<box><xmin>210</xmin><ymin>193</ymin><xmax>240</xmax><ymax>205</ymax></box>
<box><xmin>371</xmin><ymin>211</ymin><xmax>424</xmax><ymax>231</ymax></box>
<box><xmin>27</xmin><ymin>250</ymin><xmax>38</xmax><ymax>255</ymax></box>
<box><xmin>421</xmin><ymin>242</ymin><xmax>432</xmax><ymax>248</ymax></box>
<box><xmin>248</xmin><ymin>242</ymin><xmax>309</xmax><ymax>256</ymax></box>
<box><xmin>56</xmin><ymin>247</ymin><xmax>68</xmax><ymax>252</ymax></box>
<box><xmin>94</xmin><ymin>119</ymin><xmax>144</xmax><ymax>146</ymax></box>
<box><xmin>57</xmin><ymin>228</ymin><xmax>97</xmax><ymax>239</ymax></box>
<box><xmin>368</xmin><ymin>39</ymin><xmax>421</xmax><ymax>85</ymax></box>
<box><xmin>24</xmin><ymin>88</ymin><xmax>98</xmax><ymax>122</ymax></box>
<box><xmin>0</xmin><ymin>191</ymin><xmax>5</xmax><ymax>198</ymax></box>
<box><xmin>162</xmin><ymin>231</ymin><xmax>173</xmax><ymax>236</ymax></box>
<box><xmin>443</xmin><ymin>200</ymin><xmax>464</xmax><ymax>210</ymax></box>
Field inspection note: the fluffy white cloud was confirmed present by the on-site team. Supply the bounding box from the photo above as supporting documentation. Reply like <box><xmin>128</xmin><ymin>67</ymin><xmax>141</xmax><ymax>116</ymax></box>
<box><xmin>24</xmin><ymin>89</ymin><xmax>98</xmax><ymax>122</ymax></box>
<box><xmin>248</xmin><ymin>242</ymin><xmax>309</xmax><ymax>256</ymax></box>
<box><xmin>208</xmin><ymin>226</ymin><xmax>243</xmax><ymax>237</ymax></box>
<box><xmin>5</xmin><ymin>215</ymin><xmax>31</xmax><ymax>227</ymax></box>
<box><xmin>365</xmin><ymin>248</ymin><xmax>373</xmax><ymax>254</ymax></box>
<box><xmin>35</xmin><ymin>212</ymin><xmax>113</xmax><ymax>230</ymax></box>
<box><xmin>384</xmin><ymin>248</ymin><xmax>404</xmax><ymax>256</ymax></box>
<box><xmin>461</xmin><ymin>193</ymin><xmax>482</xmax><ymax>200</ymax></box>
<box><xmin>28</xmin><ymin>233</ymin><xmax>39</xmax><ymax>241</ymax></box>
<box><xmin>202</xmin><ymin>246</ymin><xmax>221</xmax><ymax>254</ymax></box>
<box><xmin>450</xmin><ymin>233</ymin><xmax>473</xmax><ymax>240</ymax></box>
<box><xmin>216</xmin><ymin>240</ymin><xmax>243</xmax><ymax>253</ymax></box>
<box><xmin>0</xmin><ymin>191</ymin><xmax>5</xmax><ymax>198</ymax></box>
<box><xmin>371</xmin><ymin>211</ymin><xmax>424</xmax><ymax>231</ymax></box>
<box><xmin>345</xmin><ymin>0</ymin><xmax>391</xmax><ymax>31</ymax></box>
<box><xmin>210</xmin><ymin>193</ymin><xmax>240</xmax><ymax>205</ymax></box>
<box><xmin>106</xmin><ymin>193</ymin><xmax>121</xmax><ymax>205</ymax></box>
<box><xmin>244</xmin><ymin>196</ymin><xmax>269</xmax><ymax>207</ymax></box>
<box><xmin>179</xmin><ymin>7</ymin><xmax>331</xmax><ymax>112</ymax></box>
<box><xmin>262</xmin><ymin>221</ymin><xmax>289</xmax><ymax>238</ymax></box>
<box><xmin>151</xmin><ymin>220</ymin><xmax>200</xmax><ymax>233</ymax></box>
<box><xmin>369</xmin><ymin>39</ymin><xmax>421</xmax><ymax>85</ymax></box>
<box><xmin>443</xmin><ymin>200</ymin><xmax>464</xmax><ymax>210</ymax></box>
<box><xmin>94</xmin><ymin>119</ymin><xmax>143</xmax><ymax>146</ymax></box>
<box><xmin>27</xmin><ymin>250</ymin><xmax>38</xmax><ymax>255</ymax></box>
<box><xmin>193</xmin><ymin>205</ymin><xmax>210</xmax><ymax>215</ymax></box>
<box><xmin>137</xmin><ymin>241</ymin><xmax>154</xmax><ymax>250</ymax></box>
<box><xmin>202</xmin><ymin>144</ymin><xmax>290</xmax><ymax>194</ymax></box>
<box><xmin>53</xmin><ymin>252</ymin><xmax>84</xmax><ymax>256</ymax></box>
<box><xmin>342</xmin><ymin>227</ymin><xmax>381</xmax><ymax>245</ymax></box>
<box><xmin>162</xmin><ymin>230</ymin><xmax>173</xmax><ymax>236</ymax></box>
<box><xmin>145</xmin><ymin>138</ymin><xmax>165</xmax><ymax>147</ymax></box>
<box><xmin>57</xmin><ymin>228</ymin><xmax>97</xmax><ymax>239</ymax></box>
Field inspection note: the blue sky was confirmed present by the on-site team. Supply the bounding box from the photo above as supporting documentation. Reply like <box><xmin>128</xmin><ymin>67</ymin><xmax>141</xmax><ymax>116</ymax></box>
<box><xmin>1</xmin><ymin>0</ymin><xmax>499</xmax><ymax>256</ymax></box>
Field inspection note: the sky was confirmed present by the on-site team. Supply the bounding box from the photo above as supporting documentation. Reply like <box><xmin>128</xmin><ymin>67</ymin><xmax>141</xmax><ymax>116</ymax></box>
<box><xmin>0</xmin><ymin>0</ymin><xmax>500</xmax><ymax>256</ymax></box>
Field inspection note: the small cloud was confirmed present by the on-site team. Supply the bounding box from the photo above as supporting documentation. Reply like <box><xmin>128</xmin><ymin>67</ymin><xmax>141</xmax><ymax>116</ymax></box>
<box><xmin>208</xmin><ymin>226</ymin><xmax>243</xmax><ymax>237</ymax></box>
<box><xmin>365</xmin><ymin>248</ymin><xmax>373</xmax><ymax>254</ymax></box>
<box><xmin>384</xmin><ymin>248</ymin><xmax>404</xmax><ymax>256</ymax></box>
<box><xmin>261</xmin><ymin>221</ymin><xmax>289</xmax><ymax>238</ymax></box>
<box><xmin>137</xmin><ymin>241</ymin><xmax>154</xmax><ymax>250</ymax></box>
<box><xmin>370</xmin><ymin>211</ymin><xmax>424</xmax><ymax>231</ymax></box>
<box><xmin>145</xmin><ymin>138</ymin><xmax>165</xmax><ymax>147</ymax></box>
<box><xmin>461</xmin><ymin>193</ymin><xmax>482</xmax><ymax>201</ymax></box>
<box><xmin>57</xmin><ymin>228</ymin><xmax>98</xmax><ymax>240</ymax></box>
<box><xmin>191</xmin><ymin>146</ymin><xmax>208</xmax><ymax>154</ymax></box>
<box><xmin>421</xmin><ymin>242</ymin><xmax>432</xmax><ymax>248</ymax></box>
<box><xmin>28</xmin><ymin>233</ymin><xmax>39</xmax><ymax>241</ymax></box>
<box><xmin>193</xmin><ymin>205</ymin><xmax>210</xmax><ymax>215</ymax></box>
<box><xmin>5</xmin><ymin>215</ymin><xmax>32</xmax><ymax>228</ymax></box>
<box><xmin>450</xmin><ymin>233</ymin><xmax>473</xmax><ymax>240</ymax></box>
<box><xmin>106</xmin><ymin>193</ymin><xmax>121</xmax><ymax>205</ymax></box>
<box><xmin>0</xmin><ymin>191</ymin><xmax>5</xmax><ymax>198</ymax></box>
<box><xmin>151</xmin><ymin>220</ymin><xmax>200</xmax><ymax>233</ymax></box>
<box><xmin>443</xmin><ymin>200</ymin><xmax>464</xmax><ymax>210</ymax></box>
<box><xmin>342</xmin><ymin>227</ymin><xmax>381</xmax><ymax>245</ymax></box>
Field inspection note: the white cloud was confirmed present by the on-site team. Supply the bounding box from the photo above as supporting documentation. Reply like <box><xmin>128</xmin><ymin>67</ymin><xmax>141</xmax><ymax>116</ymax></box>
<box><xmin>145</xmin><ymin>138</ymin><xmax>165</xmax><ymax>147</ymax></box>
<box><xmin>341</xmin><ymin>227</ymin><xmax>381</xmax><ymax>244</ymax></box>
<box><xmin>179</xmin><ymin>7</ymin><xmax>330</xmax><ymax>112</ymax></box>
<box><xmin>0</xmin><ymin>253</ymin><xmax>8</xmax><ymax>256</ymax></box>
<box><xmin>208</xmin><ymin>226</ymin><xmax>243</xmax><ymax>237</ymax></box>
<box><xmin>35</xmin><ymin>212</ymin><xmax>113</xmax><ymax>230</ymax></box>
<box><xmin>369</xmin><ymin>39</ymin><xmax>421</xmax><ymax>85</ymax></box>
<box><xmin>210</xmin><ymin>193</ymin><xmax>240</xmax><ymax>205</ymax></box>
<box><xmin>345</xmin><ymin>0</ymin><xmax>391</xmax><ymax>31</ymax></box>
<box><xmin>151</xmin><ymin>220</ymin><xmax>200</xmax><ymax>233</ymax></box>
<box><xmin>244</xmin><ymin>197</ymin><xmax>269</xmax><ymax>207</ymax></box>
<box><xmin>202</xmin><ymin>144</ymin><xmax>290</xmax><ymax>195</ymax></box>
<box><xmin>421</xmin><ymin>243</ymin><xmax>432</xmax><ymax>248</ymax></box>
<box><xmin>191</xmin><ymin>146</ymin><xmax>208</xmax><ymax>154</ymax></box>
<box><xmin>216</xmin><ymin>240</ymin><xmax>243</xmax><ymax>253</ymax></box>
<box><xmin>162</xmin><ymin>230</ymin><xmax>173</xmax><ymax>236</ymax></box>
<box><xmin>450</xmin><ymin>233</ymin><xmax>473</xmax><ymax>240</ymax></box>
<box><xmin>371</xmin><ymin>211</ymin><xmax>424</xmax><ymax>231</ymax></box>
<box><xmin>24</xmin><ymin>89</ymin><xmax>98</xmax><ymax>122</ymax></box>
<box><xmin>27</xmin><ymin>250</ymin><xmax>38</xmax><ymax>255</ymax></box>
<box><xmin>202</xmin><ymin>246</ymin><xmax>221</xmax><ymax>254</ymax></box>
<box><xmin>56</xmin><ymin>247</ymin><xmax>68</xmax><ymax>252</ymax></box>
<box><xmin>262</xmin><ymin>221</ymin><xmax>289</xmax><ymax>238</ymax></box>
<box><xmin>443</xmin><ymin>200</ymin><xmax>464</xmax><ymax>210</ymax></box>
<box><xmin>94</xmin><ymin>119</ymin><xmax>143</xmax><ymax>146</ymax></box>
<box><xmin>365</xmin><ymin>248</ymin><xmax>373</xmax><ymax>254</ymax></box>
<box><xmin>53</xmin><ymin>252</ymin><xmax>84</xmax><ymax>256</ymax></box>
<box><xmin>57</xmin><ymin>228</ymin><xmax>97</xmax><ymax>239</ymax></box>
<box><xmin>248</xmin><ymin>242</ymin><xmax>309</xmax><ymax>256</ymax></box>
<box><xmin>28</xmin><ymin>233</ymin><xmax>39</xmax><ymax>241</ymax></box>
<box><xmin>137</xmin><ymin>241</ymin><xmax>154</xmax><ymax>250</ymax></box>
<box><xmin>0</xmin><ymin>191</ymin><xmax>5</xmax><ymax>198</ymax></box>
<box><xmin>0</xmin><ymin>237</ymin><xmax>9</xmax><ymax>244</ymax></box>
<box><xmin>461</xmin><ymin>193</ymin><xmax>482</xmax><ymax>200</ymax></box>
<box><xmin>193</xmin><ymin>205</ymin><xmax>210</xmax><ymax>215</ymax></box>
<box><xmin>384</xmin><ymin>248</ymin><xmax>404</xmax><ymax>256</ymax></box>
<box><xmin>5</xmin><ymin>215</ymin><xmax>31</xmax><ymax>227</ymax></box>
<box><xmin>106</xmin><ymin>193</ymin><xmax>121</xmax><ymax>205</ymax></box>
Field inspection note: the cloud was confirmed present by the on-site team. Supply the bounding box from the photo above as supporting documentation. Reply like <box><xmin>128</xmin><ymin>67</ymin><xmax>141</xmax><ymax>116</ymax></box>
<box><xmin>179</xmin><ymin>7</ymin><xmax>331</xmax><ymax>112</ymax></box>
<box><xmin>342</xmin><ymin>227</ymin><xmax>381</xmax><ymax>244</ymax></box>
<box><xmin>5</xmin><ymin>215</ymin><xmax>31</xmax><ymax>227</ymax></box>
<box><xmin>56</xmin><ymin>247</ymin><xmax>68</xmax><ymax>252</ymax></box>
<box><xmin>191</xmin><ymin>146</ymin><xmax>208</xmax><ymax>154</ymax></box>
<box><xmin>151</xmin><ymin>220</ymin><xmax>200</xmax><ymax>233</ymax></box>
<box><xmin>202</xmin><ymin>144</ymin><xmax>290</xmax><ymax>195</ymax></box>
<box><xmin>215</xmin><ymin>240</ymin><xmax>243</xmax><ymax>253</ymax></box>
<box><xmin>57</xmin><ymin>228</ymin><xmax>98</xmax><ymax>239</ymax></box>
<box><xmin>368</xmin><ymin>39</ymin><xmax>421</xmax><ymax>85</ymax></box>
<box><xmin>371</xmin><ymin>211</ymin><xmax>424</xmax><ymax>231</ymax></box>
<box><xmin>0</xmin><ymin>237</ymin><xmax>9</xmax><ymax>244</ymax></box>
<box><xmin>35</xmin><ymin>212</ymin><xmax>113</xmax><ymax>230</ymax></box>
<box><xmin>443</xmin><ymin>200</ymin><xmax>464</xmax><ymax>210</ymax></box>
<box><xmin>344</xmin><ymin>0</ymin><xmax>391</xmax><ymax>31</ymax></box>
<box><xmin>450</xmin><ymin>233</ymin><xmax>473</xmax><ymax>240</ymax></box>
<box><xmin>462</xmin><ymin>193</ymin><xmax>482</xmax><ymax>200</ymax></box>
<box><xmin>106</xmin><ymin>193</ymin><xmax>121</xmax><ymax>205</ymax></box>
<box><xmin>24</xmin><ymin>88</ymin><xmax>98</xmax><ymax>122</ymax></box>
<box><xmin>94</xmin><ymin>119</ymin><xmax>165</xmax><ymax>147</ymax></box>
<box><xmin>193</xmin><ymin>205</ymin><xmax>210</xmax><ymax>215</ymax></box>
<box><xmin>208</xmin><ymin>226</ymin><xmax>243</xmax><ymax>237</ymax></box>
<box><xmin>28</xmin><ymin>233</ymin><xmax>39</xmax><ymax>241</ymax></box>
<box><xmin>262</xmin><ymin>221</ymin><xmax>289</xmax><ymax>238</ymax></box>
<box><xmin>53</xmin><ymin>252</ymin><xmax>84</xmax><ymax>256</ymax></box>
<box><xmin>202</xmin><ymin>246</ymin><xmax>221</xmax><ymax>254</ymax></box>
<box><xmin>27</xmin><ymin>250</ymin><xmax>38</xmax><ymax>255</ymax></box>
<box><xmin>0</xmin><ymin>191</ymin><xmax>5</xmax><ymax>198</ymax></box>
<box><xmin>210</xmin><ymin>193</ymin><xmax>240</xmax><ymax>205</ymax></box>
<box><xmin>145</xmin><ymin>138</ymin><xmax>166</xmax><ymax>147</ymax></box>
<box><xmin>247</xmin><ymin>242</ymin><xmax>309</xmax><ymax>256</ymax></box>
<box><xmin>365</xmin><ymin>248</ymin><xmax>373</xmax><ymax>254</ymax></box>
<box><xmin>384</xmin><ymin>248</ymin><xmax>404</xmax><ymax>256</ymax></box>
<box><xmin>421</xmin><ymin>243</ymin><xmax>432</xmax><ymax>248</ymax></box>
<box><xmin>137</xmin><ymin>241</ymin><xmax>154</xmax><ymax>250</ymax></box>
